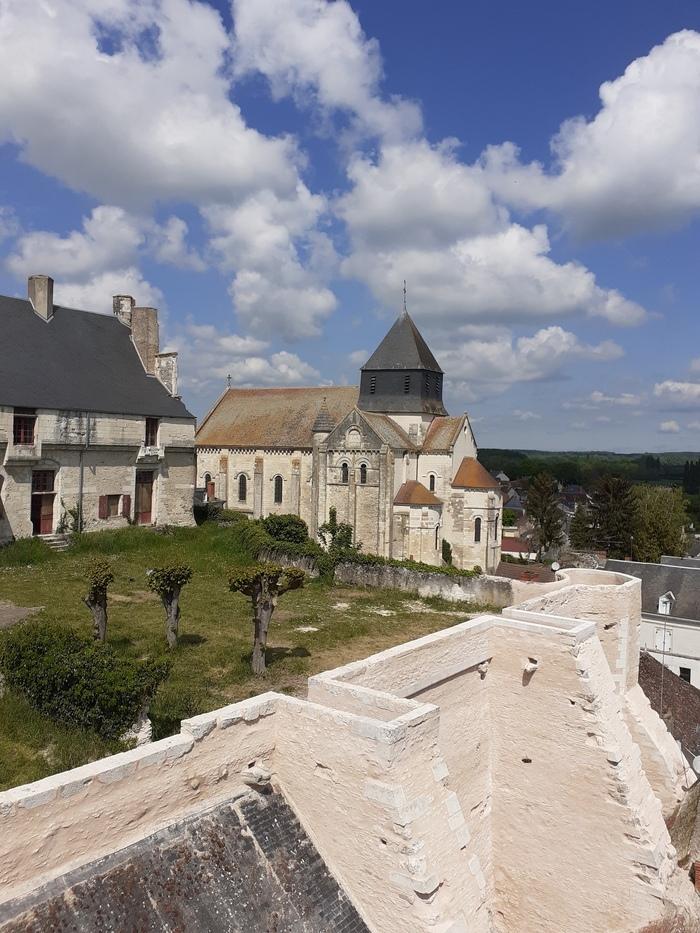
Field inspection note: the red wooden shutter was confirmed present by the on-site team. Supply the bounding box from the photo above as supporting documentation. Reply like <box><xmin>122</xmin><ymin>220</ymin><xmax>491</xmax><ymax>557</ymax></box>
<box><xmin>98</xmin><ymin>496</ymin><xmax>108</xmax><ymax>519</ymax></box>
<box><xmin>122</xmin><ymin>494</ymin><xmax>131</xmax><ymax>519</ymax></box>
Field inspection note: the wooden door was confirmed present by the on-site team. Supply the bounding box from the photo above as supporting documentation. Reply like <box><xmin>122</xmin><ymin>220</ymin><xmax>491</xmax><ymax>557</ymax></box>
<box><xmin>135</xmin><ymin>471</ymin><xmax>154</xmax><ymax>525</ymax></box>
<box><xmin>206</xmin><ymin>480</ymin><xmax>216</xmax><ymax>501</ymax></box>
<box><xmin>31</xmin><ymin>471</ymin><xmax>55</xmax><ymax>535</ymax></box>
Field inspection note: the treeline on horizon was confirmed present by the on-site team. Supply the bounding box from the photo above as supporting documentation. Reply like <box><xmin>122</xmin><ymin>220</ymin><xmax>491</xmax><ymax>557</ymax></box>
<box><xmin>479</xmin><ymin>449</ymin><xmax>700</xmax><ymax>490</ymax></box>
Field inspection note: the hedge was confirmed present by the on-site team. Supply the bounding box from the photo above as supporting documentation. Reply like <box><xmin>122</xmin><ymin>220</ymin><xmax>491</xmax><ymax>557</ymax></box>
<box><xmin>0</xmin><ymin>621</ymin><xmax>169</xmax><ymax>739</ymax></box>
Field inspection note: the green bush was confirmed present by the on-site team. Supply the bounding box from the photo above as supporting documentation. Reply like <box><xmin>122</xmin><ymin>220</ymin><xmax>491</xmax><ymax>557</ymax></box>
<box><xmin>262</xmin><ymin>513</ymin><xmax>309</xmax><ymax>543</ymax></box>
<box><xmin>0</xmin><ymin>621</ymin><xmax>169</xmax><ymax>740</ymax></box>
<box><xmin>0</xmin><ymin>537</ymin><xmax>54</xmax><ymax>566</ymax></box>
<box><xmin>218</xmin><ymin>509</ymin><xmax>248</xmax><ymax>523</ymax></box>
<box><xmin>441</xmin><ymin>539</ymin><xmax>453</xmax><ymax>565</ymax></box>
<box><xmin>193</xmin><ymin>501</ymin><xmax>222</xmax><ymax>525</ymax></box>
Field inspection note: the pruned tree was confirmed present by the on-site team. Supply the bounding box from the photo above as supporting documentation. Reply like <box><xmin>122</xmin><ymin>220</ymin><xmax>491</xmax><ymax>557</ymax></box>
<box><xmin>83</xmin><ymin>558</ymin><xmax>114</xmax><ymax>643</ymax></box>
<box><xmin>228</xmin><ymin>564</ymin><xmax>305</xmax><ymax>675</ymax></box>
<box><xmin>147</xmin><ymin>564</ymin><xmax>193</xmax><ymax>649</ymax></box>
<box><xmin>526</xmin><ymin>472</ymin><xmax>564</xmax><ymax>559</ymax></box>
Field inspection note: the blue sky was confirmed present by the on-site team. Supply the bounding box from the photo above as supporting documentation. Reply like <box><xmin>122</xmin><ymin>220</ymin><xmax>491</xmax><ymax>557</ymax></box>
<box><xmin>1</xmin><ymin>0</ymin><xmax>700</xmax><ymax>452</ymax></box>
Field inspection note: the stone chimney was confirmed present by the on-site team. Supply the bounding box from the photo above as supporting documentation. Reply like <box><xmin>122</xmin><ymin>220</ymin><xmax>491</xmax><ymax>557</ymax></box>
<box><xmin>131</xmin><ymin>306</ymin><xmax>159</xmax><ymax>375</ymax></box>
<box><xmin>155</xmin><ymin>351</ymin><xmax>179</xmax><ymax>397</ymax></box>
<box><xmin>112</xmin><ymin>294</ymin><xmax>134</xmax><ymax>327</ymax></box>
<box><xmin>28</xmin><ymin>275</ymin><xmax>54</xmax><ymax>321</ymax></box>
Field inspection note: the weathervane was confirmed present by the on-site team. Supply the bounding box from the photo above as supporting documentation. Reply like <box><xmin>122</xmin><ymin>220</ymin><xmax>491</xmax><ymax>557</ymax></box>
<box><xmin>227</xmin><ymin>373</ymin><xmax>232</xmax><ymax>388</ymax></box>
<box><xmin>403</xmin><ymin>279</ymin><xmax>407</xmax><ymax>315</ymax></box>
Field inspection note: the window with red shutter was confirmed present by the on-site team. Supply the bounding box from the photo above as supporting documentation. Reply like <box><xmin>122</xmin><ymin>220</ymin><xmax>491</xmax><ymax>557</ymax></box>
<box><xmin>122</xmin><ymin>494</ymin><xmax>131</xmax><ymax>519</ymax></box>
<box><xmin>98</xmin><ymin>496</ymin><xmax>108</xmax><ymax>519</ymax></box>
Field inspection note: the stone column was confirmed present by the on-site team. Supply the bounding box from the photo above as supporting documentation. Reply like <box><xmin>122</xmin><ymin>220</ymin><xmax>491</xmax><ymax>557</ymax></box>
<box><xmin>253</xmin><ymin>456</ymin><xmax>264</xmax><ymax>519</ymax></box>
<box><xmin>317</xmin><ymin>443</ymin><xmax>328</xmax><ymax>529</ymax></box>
<box><xmin>290</xmin><ymin>457</ymin><xmax>301</xmax><ymax>516</ymax></box>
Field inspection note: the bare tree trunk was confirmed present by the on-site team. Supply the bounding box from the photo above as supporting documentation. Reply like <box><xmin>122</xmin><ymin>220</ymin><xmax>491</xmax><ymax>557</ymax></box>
<box><xmin>83</xmin><ymin>595</ymin><xmax>107</xmax><ymax>643</ymax></box>
<box><xmin>162</xmin><ymin>586</ymin><xmax>181</xmax><ymax>649</ymax></box>
<box><xmin>252</xmin><ymin>600</ymin><xmax>274</xmax><ymax>675</ymax></box>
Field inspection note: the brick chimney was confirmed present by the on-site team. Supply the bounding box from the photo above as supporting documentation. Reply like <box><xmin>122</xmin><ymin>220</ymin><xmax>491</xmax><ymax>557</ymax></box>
<box><xmin>28</xmin><ymin>275</ymin><xmax>54</xmax><ymax>321</ymax></box>
<box><xmin>131</xmin><ymin>306</ymin><xmax>159</xmax><ymax>375</ymax></box>
<box><xmin>112</xmin><ymin>294</ymin><xmax>134</xmax><ymax>327</ymax></box>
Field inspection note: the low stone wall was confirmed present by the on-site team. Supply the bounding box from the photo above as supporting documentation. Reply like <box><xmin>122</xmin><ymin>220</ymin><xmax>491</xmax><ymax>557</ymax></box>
<box><xmin>333</xmin><ymin>561</ymin><xmax>517</xmax><ymax>607</ymax></box>
<box><xmin>257</xmin><ymin>547</ymin><xmax>320</xmax><ymax>577</ymax></box>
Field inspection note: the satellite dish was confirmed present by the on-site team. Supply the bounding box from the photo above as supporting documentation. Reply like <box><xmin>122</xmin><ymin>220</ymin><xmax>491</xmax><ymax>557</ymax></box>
<box><xmin>551</xmin><ymin>562</ymin><xmax>561</xmax><ymax>573</ymax></box>
<box><xmin>693</xmin><ymin>755</ymin><xmax>700</xmax><ymax>775</ymax></box>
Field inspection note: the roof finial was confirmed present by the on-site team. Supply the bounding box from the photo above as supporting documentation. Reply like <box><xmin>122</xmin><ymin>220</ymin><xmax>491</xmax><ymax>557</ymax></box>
<box><xmin>226</xmin><ymin>373</ymin><xmax>231</xmax><ymax>388</ymax></box>
<box><xmin>402</xmin><ymin>279</ymin><xmax>407</xmax><ymax>316</ymax></box>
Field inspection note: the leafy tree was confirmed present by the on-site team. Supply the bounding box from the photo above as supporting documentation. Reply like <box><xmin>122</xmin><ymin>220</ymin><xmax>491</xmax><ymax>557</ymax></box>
<box><xmin>83</xmin><ymin>558</ymin><xmax>114</xmax><ymax>643</ymax></box>
<box><xmin>589</xmin><ymin>476</ymin><xmax>635</xmax><ymax>559</ymax></box>
<box><xmin>631</xmin><ymin>486</ymin><xmax>688</xmax><ymax>563</ymax></box>
<box><xmin>502</xmin><ymin>508</ymin><xmax>517</xmax><ymax>527</ymax></box>
<box><xmin>262</xmin><ymin>513</ymin><xmax>309</xmax><ymax>543</ymax></box>
<box><xmin>228</xmin><ymin>564</ymin><xmax>305</xmax><ymax>675</ymax></box>
<box><xmin>318</xmin><ymin>506</ymin><xmax>359</xmax><ymax>552</ymax></box>
<box><xmin>526</xmin><ymin>472</ymin><xmax>564</xmax><ymax>559</ymax></box>
<box><xmin>147</xmin><ymin>564</ymin><xmax>193</xmax><ymax>649</ymax></box>
<box><xmin>569</xmin><ymin>503</ymin><xmax>594</xmax><ymax>550</ymax></box>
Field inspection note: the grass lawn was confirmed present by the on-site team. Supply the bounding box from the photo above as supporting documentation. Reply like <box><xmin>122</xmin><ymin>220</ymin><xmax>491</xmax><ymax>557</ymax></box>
<box><xmin>0</xmin><ymin>523</ymin><xmax>494</xmax><ymax>790</ymax></box>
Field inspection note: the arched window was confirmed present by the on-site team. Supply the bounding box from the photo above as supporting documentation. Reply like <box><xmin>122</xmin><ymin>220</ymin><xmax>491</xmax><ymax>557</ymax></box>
<box><xmin>238</xmin><ymin>474</ymin><xmax>247</xmax><ymax>502</ymax></box>
<box><xmin>359</xmin><ymin>463</ymin><xmax>367</xmax><ymax>484</ymax></box>
<box><xmin>494</xmin><ymin>514</ymin><xmax>499</xmax><ymax>539</ymax></box>
<box><xmin>204</xmin><ymin>473</ymin><xmax>211</xmax><ymax>484</ymax></box>
<box><xmin>274</xmin><ymin>475</ymin><xmax>283</xmax><ymax>504</ymax></box>
<box><xmin>474</xmin><ymin>517</ymin><xmax>482</xmax><ymax>543</ymax></box>
<box><xmin>435</xmin><ymin>525</ymin><xmax>440</xmax><ymax>549</ymax></box>
<box><xmin>341</xmin><ymin>462</ymin><xmax>349</xmax><ymax>484</ymax></box>
<box><xmin>428</xmin><ymin>474</ymin><xmax>436</xmax><ymax>493</ymax></box>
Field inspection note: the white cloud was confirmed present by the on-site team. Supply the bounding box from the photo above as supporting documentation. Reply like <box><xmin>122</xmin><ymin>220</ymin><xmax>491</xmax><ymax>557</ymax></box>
<box><xmin>659</xmin><ymin>420</ymin><xmax>681</xmax><ymax>433</ymax></box>
<box><xmin>563</xmin><ymin>390</ymin><xmax>643</xmax><ymax>410</ymax></box>
<box><xmin>654</xmin><ymin>380</ymin><xmax>700</xmax><ymax>409</ymax></box>
<box><xmin>687</xmin><ymin>420</ymin><xmax>700</xmax><ymax>429</ymax></box>
<box><xmin>0</xmin><ymin>206</ymin><xmax>18</xmax><ymax>242</ymax></box>
<box><xmin>513</xmin><ymin>410</ymin><xmax>542</xmax><ymax>421</ymax></box>
<box><xmin>481</xmin><ymin>31</ymin><xmax>700</xmax><ymax>238</ymax></box>
<box><xmin>439</xmin><ymin>325</ymin><xmax>623</xmax><ymax>395</ymax></box>
<box><xmin>232</xmin><ymin>0</ymin><xmax>421</xmax><ymax>143</ymax></box>
<box><xmin>348</xmin><ymin>348</ymin><xmax>369</xmax><ymax>366</ymax></box>
<box><xmin>55</xmin><ymin>268</ymin><xmax>164</xmax><ymax>315</ymax></box>
<box><xmin>690</xmin><ymin>357</ymin><xmax>700</xmax><ymax>373</ymax></box>
<box><xmin>0</xmin><ymin>0</ymin><xmax>333</xmax><ymax>335</ymax></box>
<box><xmin>338</xmin><ymin>142</ymin><xmax>646</xmax><ymax>328</ymax></box>
<box><xmin>172</xmin><ymin>320</ymin><xmax>321</xmax><ymax>395</ymax></box>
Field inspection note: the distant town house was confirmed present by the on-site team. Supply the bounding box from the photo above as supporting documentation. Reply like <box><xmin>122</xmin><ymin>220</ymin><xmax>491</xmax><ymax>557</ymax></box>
<box><xmin>0</xmin><ymin>276</ymin><xmax>196</xmax><ymax>543</ymax></box>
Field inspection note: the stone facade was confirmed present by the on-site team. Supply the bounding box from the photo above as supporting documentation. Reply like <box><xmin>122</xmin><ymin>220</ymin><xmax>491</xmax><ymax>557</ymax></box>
<box><xmin>0</xmin><ymin>279</ymin><xmax>196</xmax><ymax>542</ymax></box>
<box><xmin>196</xmin><ymin>314</ymin><xmax>502</xmax><ymax>571</ymax></box>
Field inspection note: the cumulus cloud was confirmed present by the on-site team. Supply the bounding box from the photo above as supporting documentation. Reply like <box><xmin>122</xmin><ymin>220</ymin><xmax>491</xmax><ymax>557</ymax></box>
<box><xmin>232</xmin><ymin>0</ymin><xmax>421</xmax><ymax>143</ymax></box>
<box><xmin>437</xmin><ymin>325</ymin><xmax>623</xmax><ymax>396</ymax></box>
<box><xmin>654</xmin><ymin>380</ymin><xmax>700</xmax><ymax>409</ymax></box>
<box><xmin>0</xmin><ymin>0</ymin><xmax>333</xmax><ymax>337</ymax></box>
<box><xmin>481</xmin><ymin>31</ymin><xmax>700</xmax><ymax>238</ymax></box>
<box><xmin>172</xmin><ymin>320</ymin><xmax>321</xmax><ymax>395</ymax></box>
<box><xmin>563</xmin><ymin>390</ymin><xmax>644</xmax><ymax>410</ymax></box>
<box><xmin>338</xmin><ymin>142</ymin><xmax>646</xmax><ymax>328</ymax></box>
<box><xmin>513</xmin><ymin>410</ymin><xmax>541</xmax><ymax>421</ymax></box>
<box><xmin>659</xmin><ymin>420</ymin><xmax>681</xmax><ymax>433</ymax></box>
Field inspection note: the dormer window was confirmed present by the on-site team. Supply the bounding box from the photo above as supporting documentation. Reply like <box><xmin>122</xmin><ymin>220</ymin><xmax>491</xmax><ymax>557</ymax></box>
<box><xmin>145</xmin><ymin>417</ymin><xmax>159</xmax><ymax>447</ymax></box>
<box><xmin>13</xmin><ymin>409</ymin><xmax>36</xmax><ymax>445</ymax></box>
<box><xmin>657</xmin><ymin>592</ymin><xmax>675</xmax><ymax>615</ymax></box>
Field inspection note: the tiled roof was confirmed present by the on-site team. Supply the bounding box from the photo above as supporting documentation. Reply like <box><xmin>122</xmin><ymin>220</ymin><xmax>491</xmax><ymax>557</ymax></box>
<box><xmin>452</xmin><ymin>457</ymin><xmax>500</xmax><ymax>490</ymax></box>
<box><xmin>361</xmin><ymin>311</ymin><xmax>442</xmax><ymax>372</ymax></box>
<box><xmin>0</xmin><ymin>295</ymin><xmax>193</xmax><ymax>419</ymax></box>
<box><xmin>394</xmin><ymin>480</ymin><xmax>442</xmax><ymax>506</ymax></box>
<box><xmin>639</xmin><ymin>651</ymin><xmax>700</xmax><ymax>758</ymax></box>
<box><xmin>196</xmin><ymin>386</ymin><xmax>359</xmax><ymax>449</ymax></box>
<box><xmin>501</xmin><ymin>536</ymin><xmax>533</xmax><ymax>553</ymax></box>
<box><xmin>421</xmin><ymin>416</ymin><xmax>464</xmax><ymax>452</ymax></box>
<box><xmin>361</xmin><ymin>411</ymin><xmax>416</xmax><ymax>450</ymax></box>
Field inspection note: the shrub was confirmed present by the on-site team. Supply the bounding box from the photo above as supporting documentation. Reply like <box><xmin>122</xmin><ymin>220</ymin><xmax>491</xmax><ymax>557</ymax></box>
<box><xmin>0</xmin><ymin>621</ymin><xmax>169</xmax><ymax>740</ymax></box>
<box><xmin>262</xmin><ymin>513</ymin><xmax>309</xmax><ymax>543</ymax></box>
<box><xmin>0</xmin><ymin>537</ymin><xmax>54</xmax><ymax>566</ymax></box>
<box><xmin>218</xmin><ymin>509</ymin><xmax>248</xmax><ymax>523</ymax></box>
<box><xmin>442</xmin><ymin>539</ymin><xmax>453</xmax><ymax>565</ymax></box>
<box><xmin>193</xmin><ymin>501</ymin><xmax>222</xmax><ymax>525</ymax></box>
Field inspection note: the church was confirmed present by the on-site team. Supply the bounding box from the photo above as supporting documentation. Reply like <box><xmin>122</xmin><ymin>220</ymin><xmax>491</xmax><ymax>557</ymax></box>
<box><xmin>196</xmin><ymin>311</ymin><xmax>502</xmax><ymax>572</ymax></box>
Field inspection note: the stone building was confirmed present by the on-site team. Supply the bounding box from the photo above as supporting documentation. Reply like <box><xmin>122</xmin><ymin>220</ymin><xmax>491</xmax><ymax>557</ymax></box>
<box><xmin>0</xmin><ymin>276</ymin><xmax>196</xmax><ymax>543</ymax></box>
<box><xmin>197</xmin><ymin>310</ymin><xmax>502</xmax><ymax>571</ymax></box>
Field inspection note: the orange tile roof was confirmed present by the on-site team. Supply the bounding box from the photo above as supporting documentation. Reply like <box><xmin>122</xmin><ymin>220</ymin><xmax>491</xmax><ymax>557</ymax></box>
<box><xmin>452</xmin><ymin>457</ymin><xmax>500</xmax><ymax>489</ymax></box>
<box><xmin>422</xmin><ymin>415</ymin><xmax>464</xmax><ymax>452</ymax></box>
<box><xmin>196</xmin><ymin>386</ymin><xmax>358</xmax><ymax>449</ymax></box>
<box><xmin>394</xmin><ymin>480</ymin><xmax>442</xmax><ymax>506</ymax></box>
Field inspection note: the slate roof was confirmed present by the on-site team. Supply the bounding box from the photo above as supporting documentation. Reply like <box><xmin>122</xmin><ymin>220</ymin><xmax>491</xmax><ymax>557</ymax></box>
<box><xmin>605</xmin><ymin>558</ymin><xmax>700</xmax><ymax>621</ymax></box>
<box><xmin>196</xmin><ymin>386</ymin><xmax>359</xmax><ymax>449</ymax></box>
<box><xmin>360</xmin><ymin>411</ymin><xmax>416</xmax><ymax>450</ymax></box>
<box><xmin>361</xmin><ymin>312</ymin><xmax>443</xmax><ymax>372</ymax></box>
<box><xmin>0</xmin><ymin>791</ymin><xmax>368</xmax><ymax>933</ymax></box>
<box><xmin>452</xmin><ymin>457</ymin><xmax>500</xmax><ymax>489</ymax></box>
<box><xmin>0</xmin><ymin>295</ymin><xmax>192</xmax><ymax>419</ymax></box>
<box><xmin>421</xmin><ymin>415</ymin><xmax>464</xmax><ymax>452</ymax></box>
<box><xmin>394</xmin><ymin>480</ymin><xmax>442</xmax><ymax>506</ymax></box>
<box><xmin>639</xmin><ymin>651</ymin><xmax>700</xmax><ymax>759</ymax></box>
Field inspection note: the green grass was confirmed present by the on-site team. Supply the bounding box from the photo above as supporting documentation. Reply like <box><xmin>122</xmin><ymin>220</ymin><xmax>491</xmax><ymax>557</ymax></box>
<box><xmin>0</xmin><ymin>523</ymin><xmax>495</xmax><ymax>790</ymax></box>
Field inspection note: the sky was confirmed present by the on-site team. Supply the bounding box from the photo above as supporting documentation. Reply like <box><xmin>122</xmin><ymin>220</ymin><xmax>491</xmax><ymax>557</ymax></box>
<box><xmin>1</xmin><ymin>0</ymin><xmax>700</xmax><ymax>453</ymax></box>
